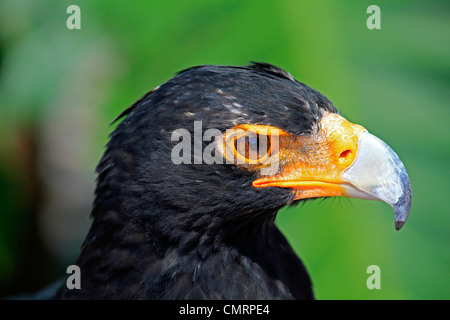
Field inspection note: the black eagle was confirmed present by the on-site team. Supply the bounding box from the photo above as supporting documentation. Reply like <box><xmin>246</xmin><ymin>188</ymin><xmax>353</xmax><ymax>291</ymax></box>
<box><xmin>50</xmin><ymin>63</ymin><xmax>411</xmax><ymax>299</ymax></box>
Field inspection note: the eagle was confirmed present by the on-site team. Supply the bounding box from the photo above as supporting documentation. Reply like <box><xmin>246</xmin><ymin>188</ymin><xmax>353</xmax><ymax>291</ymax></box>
<box><xmin>51</xmin><ymin>63</ymin><xmax>411</xmax><ymax>299</ymax></box>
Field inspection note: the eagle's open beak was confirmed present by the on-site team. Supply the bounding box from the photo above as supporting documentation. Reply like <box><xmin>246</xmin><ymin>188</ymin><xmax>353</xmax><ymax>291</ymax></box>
<box><xmin>252</xmin><ymin>113</ymin><xmax>412</xmax><ymax>230</ymax></box>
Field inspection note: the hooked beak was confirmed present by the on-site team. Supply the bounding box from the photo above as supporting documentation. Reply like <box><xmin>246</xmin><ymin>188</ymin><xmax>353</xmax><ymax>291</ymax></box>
<box><xmin>252</xmin><ymin>113</ymin><xmax>412</xmax><ymax>230</ymax></box>
<box><xmin>341</xmin><ymin>131</ymin><xmax>411</xmax><ymax>230</ymax></box>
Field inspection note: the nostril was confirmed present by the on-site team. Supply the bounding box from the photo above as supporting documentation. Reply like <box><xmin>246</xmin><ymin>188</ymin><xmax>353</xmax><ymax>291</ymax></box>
<box><xmin>340</xmin><ymin>149</ymin><xmax>352</xmax><ymax>158</ymax></box>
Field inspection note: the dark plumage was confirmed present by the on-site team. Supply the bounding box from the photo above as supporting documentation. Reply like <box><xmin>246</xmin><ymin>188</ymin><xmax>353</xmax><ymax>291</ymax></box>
<box><xmin>49</xmin><ymin>62</ymin><xmax>410</xmax><ymax>300</ymax></box>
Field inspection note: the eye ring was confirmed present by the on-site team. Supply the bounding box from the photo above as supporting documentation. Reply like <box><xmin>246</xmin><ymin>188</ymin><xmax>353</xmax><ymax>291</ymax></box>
<box><xmin>223</xmin><ymin>128</ymin><xmax>274</xmax><ymax>165</ymax></box>
<box><xmin>234</xmin><ymin>133</ymin><xmax>271</xmax><ymax>163</ymax></box>
<box><xmin>218</xmin><ymin>124</ymin><xmax>285</xmax><ymax>167</ymax></box>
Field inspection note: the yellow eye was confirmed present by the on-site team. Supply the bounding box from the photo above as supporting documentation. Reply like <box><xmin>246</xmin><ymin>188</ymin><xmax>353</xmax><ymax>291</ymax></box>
<box><xmin>220</xmin><ymin>124</ymin><xmax>286</xmax><ymax>166</ymax></box>
<box><xmin>234</xmin><ymin>133</ymin><xmax>271</xmax><ymax>162</ymax></box>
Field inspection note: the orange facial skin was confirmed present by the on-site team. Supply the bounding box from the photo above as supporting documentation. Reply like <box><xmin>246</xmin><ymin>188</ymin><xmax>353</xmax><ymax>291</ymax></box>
<box><xmin>220</xmin><ymin>113</ymin><xmax>368</xmax><ymax>200</ymax></box>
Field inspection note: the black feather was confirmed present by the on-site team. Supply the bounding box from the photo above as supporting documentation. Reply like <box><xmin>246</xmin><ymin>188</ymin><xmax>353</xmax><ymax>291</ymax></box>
<box><xmin>52</xmin><ymin>63</ymin><xmax>338</xmax><ymax>300</ymax></box>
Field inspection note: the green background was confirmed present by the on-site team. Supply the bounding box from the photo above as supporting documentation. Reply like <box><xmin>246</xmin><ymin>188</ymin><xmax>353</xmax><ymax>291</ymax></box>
<box><xmin>0</xmin><ymin>0</ymin><xmax>448</xmax><ymax>299</ymax></box>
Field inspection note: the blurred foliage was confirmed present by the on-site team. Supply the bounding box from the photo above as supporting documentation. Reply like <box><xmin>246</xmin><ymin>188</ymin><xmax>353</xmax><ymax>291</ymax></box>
<box><xmin>0</xmin><ymin>0</ymin><xmax>448</xmax><ymax>299</ymax></box>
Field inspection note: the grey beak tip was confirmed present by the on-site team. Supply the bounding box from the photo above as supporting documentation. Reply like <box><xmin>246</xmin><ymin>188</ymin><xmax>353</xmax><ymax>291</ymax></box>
<box><xmin>395</xmin><ymin>220</ymin><xmax>405</xmax><ymax>231</ymax></box>
<box><xmin>393</xmin><ymin>177</ymin><xmax>412</xmax><ymax>231</ymax></box>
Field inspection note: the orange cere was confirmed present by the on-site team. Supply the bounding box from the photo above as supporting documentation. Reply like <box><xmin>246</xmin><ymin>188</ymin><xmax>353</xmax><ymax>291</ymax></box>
<box><xmin>252</xmin><ymin>113</ymin><xmax>367</xmax><ymax>200</ymax></box>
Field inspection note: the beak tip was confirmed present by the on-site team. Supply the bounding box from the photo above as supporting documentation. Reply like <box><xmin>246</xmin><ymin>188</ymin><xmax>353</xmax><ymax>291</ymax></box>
<box><xmin>395</xmin><ymin>220</ymin><xmax>405</xmax><ymax>231</ymax></box>
<box><xmin>393</xmin><ymin>183</ymin><xmax>411</xmax><ymax>232</ymax></box>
